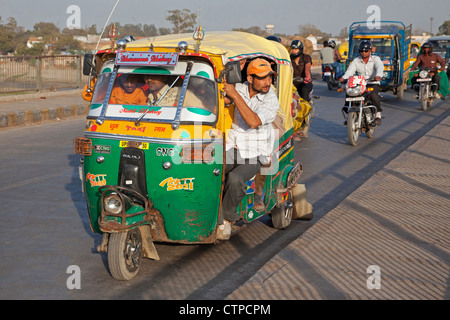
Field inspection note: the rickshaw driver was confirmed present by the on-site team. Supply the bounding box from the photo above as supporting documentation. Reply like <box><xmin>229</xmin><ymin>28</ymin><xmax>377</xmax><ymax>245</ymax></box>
<box><xmin>143</xmin><ymin>74</ymin><xmax>204</xmax><ymax>107</ymax></box>
<box><xmin>218</xmin><ymin>58</ymin><xmax>280</xmax><ymax>240</ymax></box>
<box><xmin>109</xmin><ymin>74</ymin><xmax>147</xmax><ymax>105</ymax></box>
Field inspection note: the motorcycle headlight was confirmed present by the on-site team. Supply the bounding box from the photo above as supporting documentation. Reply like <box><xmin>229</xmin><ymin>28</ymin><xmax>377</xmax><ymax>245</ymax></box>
<box><xmin>419</xmin><ymin>70</ymin><xmax>429</xmax><ymax>78</ymax></box>
<box><xmin>104</xmin><ymin>193</ymin><xmax>123</xmax><ymax>214</ymax></box>
<box><xmin>346</xmin><ymin>85</ymin><xmax>363</xmax><ymax>97</ymax></box>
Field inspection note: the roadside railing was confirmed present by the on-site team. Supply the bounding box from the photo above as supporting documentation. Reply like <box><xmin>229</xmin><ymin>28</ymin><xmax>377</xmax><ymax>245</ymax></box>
<box><xmin>0</xmin><ymin>55</ymin><xmax>88</xmax><ymax>93</ymax></box>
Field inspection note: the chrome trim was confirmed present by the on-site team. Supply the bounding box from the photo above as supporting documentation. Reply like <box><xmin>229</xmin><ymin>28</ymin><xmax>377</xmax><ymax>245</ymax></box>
<box><xmin>173</xmin><ymin>61</ymin><xmax>193</xmax><ymax>128</ymax></box>
<box><xmin>96</xmin><ymin>65</ymin><xmax>118</xmax><ymax>125</ymax></box>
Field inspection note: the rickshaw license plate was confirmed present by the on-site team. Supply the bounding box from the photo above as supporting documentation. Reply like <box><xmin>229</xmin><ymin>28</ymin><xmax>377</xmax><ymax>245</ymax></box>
<box><xmin>119</xmin><ymin>141</ymin><xmax>149</xmax><ymax>149</ymax></box>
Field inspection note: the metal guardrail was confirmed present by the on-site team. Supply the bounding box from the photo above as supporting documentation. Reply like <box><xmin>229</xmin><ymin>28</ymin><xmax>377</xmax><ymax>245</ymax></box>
<box><xmin>0</xmin><ymin>55</ymin><xmax>88</xmax><ymax>93</ymax></box>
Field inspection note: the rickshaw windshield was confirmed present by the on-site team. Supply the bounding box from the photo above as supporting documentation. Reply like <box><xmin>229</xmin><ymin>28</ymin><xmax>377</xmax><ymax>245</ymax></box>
<box><xmin>90</xmin><ymin>63</ymin><xmax>218</xmax><ymax>124</ymax></box>
<box><xmin>352</xmin><ymin>38</ymin><xmax>393</xmax><ymax>59</ymax></box>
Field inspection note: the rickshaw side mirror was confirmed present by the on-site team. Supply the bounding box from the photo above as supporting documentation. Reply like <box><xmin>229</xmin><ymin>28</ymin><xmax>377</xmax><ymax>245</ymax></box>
<box><xmin>83</xmin><ymin>54</ymin><xmax>97</xmax><ymax>76</ymax></box>
<box><xmin>224</xmin><ymin>61</ymin><xmax>242</xmax><ymax>84</ymax></box>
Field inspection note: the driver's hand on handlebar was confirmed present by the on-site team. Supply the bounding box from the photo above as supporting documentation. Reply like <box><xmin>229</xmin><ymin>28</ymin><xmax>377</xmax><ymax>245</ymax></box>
<box><xmin>338</xmin><ymin>77</ymin><xmax>345</xmax><ymax>83</ymax></box>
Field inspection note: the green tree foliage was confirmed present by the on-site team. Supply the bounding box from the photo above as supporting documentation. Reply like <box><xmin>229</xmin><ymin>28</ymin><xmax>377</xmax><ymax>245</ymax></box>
<box><xmin>165</xmin><ymin>9</ymin><xmax>197</xmax><ymax>34</ymax></box>
<box><xmin>298</xmin><ymin>23</ymin><xmax>331</xmax><ymax>39</ymax></box>
<box><xmin>438</xmin><ymin>20</ymin><xmax>450</xmax><ymax>35</ymax></box>
<box><xmin>232</xmin><ymin>26</ymin><xmax>266</xmax><ymax>36</ymax></box>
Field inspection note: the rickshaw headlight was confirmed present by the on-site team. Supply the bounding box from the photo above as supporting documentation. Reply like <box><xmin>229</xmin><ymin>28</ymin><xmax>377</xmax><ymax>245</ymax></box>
<box><xmin>104</xmin><ymin>193</ymin><xmax>123</xmax><ymax>214</ymax></box>
<box><xmin>419</xmin><ymin>70</ymin><xmax>429</xmax><ymax>78</ymax></box>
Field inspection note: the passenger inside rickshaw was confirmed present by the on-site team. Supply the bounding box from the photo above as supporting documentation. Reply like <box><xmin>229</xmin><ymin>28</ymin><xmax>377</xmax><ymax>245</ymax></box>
<box><xmin>91</xmin><ymin>71</ymin><xmax>215</xmax><ymax>112</ymax></box>
<box><xmin>109</xmin><ymin>74</ymin><xmax>147</xmax><ymax>105</ymax></box>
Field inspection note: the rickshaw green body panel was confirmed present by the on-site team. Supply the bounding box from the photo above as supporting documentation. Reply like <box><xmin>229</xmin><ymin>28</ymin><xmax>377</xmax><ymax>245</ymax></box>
<box><xmin>83</xmin><ymin>137</ymin><xmax>223</xmax><ymax>242</ymax></box>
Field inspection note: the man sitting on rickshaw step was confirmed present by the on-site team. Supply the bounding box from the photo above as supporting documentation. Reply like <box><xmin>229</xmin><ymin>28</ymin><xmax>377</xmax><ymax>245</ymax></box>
<box><xmin>218</xmin><ymin>58</ymin><xmax>280</xmax><ymax>240</ymax></box>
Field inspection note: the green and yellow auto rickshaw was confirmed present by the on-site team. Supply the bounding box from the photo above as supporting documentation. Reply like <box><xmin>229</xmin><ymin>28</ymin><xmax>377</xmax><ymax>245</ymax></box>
<box><xmin>74</xmin><ymin>30</ymin><xmax>313</xmax><ymax>280</ymax></box>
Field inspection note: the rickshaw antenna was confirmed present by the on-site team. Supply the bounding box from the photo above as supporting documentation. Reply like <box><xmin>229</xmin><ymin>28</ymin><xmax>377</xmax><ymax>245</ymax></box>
<box><xmin>95</xmin><ymin>0</ymin><xmax>121</xmax><ymax>52</ymax></box>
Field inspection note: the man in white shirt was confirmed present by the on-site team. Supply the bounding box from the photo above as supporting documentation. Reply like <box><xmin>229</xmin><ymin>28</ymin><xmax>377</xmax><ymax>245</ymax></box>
<box><xmin>339</xmin><ymin>40</ymin><xmax>384</xmax><ymax>125</ymax></box>
<box><xmin>218</xmin><ymin>58</ymin><xmax>279</xmax><ymax>239</ymax></box>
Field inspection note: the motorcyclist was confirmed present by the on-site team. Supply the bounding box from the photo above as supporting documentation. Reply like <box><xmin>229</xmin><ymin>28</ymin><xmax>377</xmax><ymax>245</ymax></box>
<box><xmin>339</xmin><ymin>40</ymin><xmax>384</xmax><ymax>126</ymax></box>
<box><xmin>328</xmin><ymin>40</ymin><xmax>344</xmax><ymax>78</ymax></box>
<box><xmin>319</xmin><ymin>40</ymin><xmax>334</xmax><ymax>73</ymax></box>
<box><xmin>290</xmin><ymin>40</ymin><xmax>313</xmax><ymax>102</ymax></box>
<box><xmin>411</xmin><ymin>42</ymin><xmax>446</xmax><ymax>99</ymax></box>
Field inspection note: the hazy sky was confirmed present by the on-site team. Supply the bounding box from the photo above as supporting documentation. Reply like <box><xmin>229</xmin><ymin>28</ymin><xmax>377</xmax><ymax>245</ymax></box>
<box><xmin>1</xmin><ymin>0</ymin><xmax>449</xmax><ymax>35</ymax></box>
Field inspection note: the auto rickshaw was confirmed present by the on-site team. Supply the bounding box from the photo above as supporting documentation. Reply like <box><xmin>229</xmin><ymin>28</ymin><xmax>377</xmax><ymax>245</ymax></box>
<box><xmin>74</xmin><ymin>30</ymin><xmax>313</xmax><ymax>280</ymax></box>
<box><xmin>347</xmin><ymin>21</ymin><xmax>413</xmax><ymax>99</ymax></box>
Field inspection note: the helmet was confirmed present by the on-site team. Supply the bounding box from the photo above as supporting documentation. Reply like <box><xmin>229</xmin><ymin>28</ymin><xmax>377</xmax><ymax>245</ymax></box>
<box><xmin>328</xmin><ymin>40</ymin><xmax>336</xmax><ymax>48</ymax></box>
<box><xmin>422</xmin><ymin>42</ymin><xmax>433</xmax><ymax>52</ymax></box>
<box><xmin>266</xmin><ymin>35</ymin><xmax>281</xmax><ymax>43</ymax></box>
<box><xmin>358</xmin><ymin>40</ymin><xmax>372</xmax><ymax>52</ymax></box>
<box><xmin>290</xmin><ymin>40</ymin><xmax>304</xmax><ymax>57</ymax></box>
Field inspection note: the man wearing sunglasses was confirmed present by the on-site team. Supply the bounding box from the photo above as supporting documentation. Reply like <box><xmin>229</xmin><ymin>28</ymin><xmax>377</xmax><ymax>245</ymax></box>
<box><xmin>339</xmin><ymin>40</ymin><xmax>385</xmax><ymax>125</ymax></box>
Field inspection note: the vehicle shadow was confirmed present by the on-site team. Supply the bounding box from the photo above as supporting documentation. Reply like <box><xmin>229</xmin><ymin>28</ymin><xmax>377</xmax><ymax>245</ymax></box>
<box><xmin>66</xmin><ymin>153</ymin><xmax>103</xmax><ymax>253</ymax></box>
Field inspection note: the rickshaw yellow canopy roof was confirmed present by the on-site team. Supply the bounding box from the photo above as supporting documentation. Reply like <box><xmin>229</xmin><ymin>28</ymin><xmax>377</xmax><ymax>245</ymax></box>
<box><xmin>125</xmin><ymin>31</ymin><xmax>294</xmax><ymax>131</ymax></box>
<box><xmin>126</xmin><ymin>31</ymin><xmax>292</xmax><ymax>65</ymax></box>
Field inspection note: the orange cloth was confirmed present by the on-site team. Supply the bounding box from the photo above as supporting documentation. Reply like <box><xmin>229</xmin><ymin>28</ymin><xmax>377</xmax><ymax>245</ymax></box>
<box><xmin>81</xmin><ymin>78</ymin><xmax>96</xmax><ymax>102</ymax></box>
<box><xmin>109</xmin><ymin>86</ymin><xmax>147</xmax><ymax>105</ymax></box>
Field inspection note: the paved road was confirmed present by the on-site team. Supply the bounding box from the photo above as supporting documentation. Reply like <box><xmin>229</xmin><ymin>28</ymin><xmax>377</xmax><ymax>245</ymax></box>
<box><xmin>0</xmin><ymin>79</ymin><xmax>448</xmax><ymax>300</ymax></box>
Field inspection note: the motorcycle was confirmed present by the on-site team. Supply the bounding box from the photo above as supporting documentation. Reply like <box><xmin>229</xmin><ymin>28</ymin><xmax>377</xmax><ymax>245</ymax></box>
<box><xmin>322</xmin><ymin>64</ymin><xmax>340</xmax><ymax>90</ymax></box>
<box><xmin>341</xmin><ymin>76</ymin><xmax>377</xmax><ymax>146</ymax></box>
<box><xmin>413</xmin><ymin>68</ymin><xmax>437</xmax><ymax>110</ymax></box>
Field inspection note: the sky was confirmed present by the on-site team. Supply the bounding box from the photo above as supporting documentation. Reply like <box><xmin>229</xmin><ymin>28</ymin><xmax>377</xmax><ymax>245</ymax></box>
<box><xmin>1</xmin><ymin>0</ymin><xmax>449</xmax><ymax>36</ymax></box>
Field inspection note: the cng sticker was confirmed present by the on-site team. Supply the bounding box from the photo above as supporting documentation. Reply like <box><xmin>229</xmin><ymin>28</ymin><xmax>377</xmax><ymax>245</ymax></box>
<box><xmin>119</xmin><ymin>141</ymin><xmax>149</xmax><ymax>149</ymax></box>
<box><xmin>159</xmin><ymin>177</ymin><xmax>195</xmax><ymax>191</ymax></box>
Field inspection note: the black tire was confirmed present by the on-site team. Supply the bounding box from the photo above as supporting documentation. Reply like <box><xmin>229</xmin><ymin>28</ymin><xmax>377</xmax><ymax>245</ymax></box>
<box><xmin>420</xmin><ymin>86</ymin><xmax>427</xmax><ymax>111</ymax></box>
<box><xmin>347</xmin><ymin>111</ymin><xmax>359</xmax><ymax>146</ymax></box>
<box><xmin>108</xmin><ymin>228</ymin><xmax>143</xmax><ymax>280</ymax></box>
<box><xmin>326</xmin><ymin>78</ymin><xmax>333</xmax><ymax>90</ymax></box>
<box><xmin>271</xmin><ymin>191</ymin><xmax>293</xmax><ymax>229</ymax></box>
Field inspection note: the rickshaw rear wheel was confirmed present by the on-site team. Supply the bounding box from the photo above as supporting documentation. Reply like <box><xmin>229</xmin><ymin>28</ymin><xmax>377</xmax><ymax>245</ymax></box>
<box><xmin>108</xmin><ymin>228</ymin><xmax>143</xmax><ymax>280</ymax></box>
<box><xmin>271</xmin><ymin>191</ymin><xmax>293</xmax><ymax>229</ymax></box>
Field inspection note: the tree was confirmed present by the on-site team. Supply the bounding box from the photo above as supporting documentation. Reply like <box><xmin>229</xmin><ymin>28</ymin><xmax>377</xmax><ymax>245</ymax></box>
<box><xmin>53</xmin><ymin>35</ymin><xmax>82</xmax><ymax>54</ymax></box>
<box><xmin>166</xmin><ymin>9</ymin><xmax>196</xmax><ymax>34</ymax></box>
<box><xmin>438</xmin><ymin>20</ymin><xmax>450</xmax><ymax>35</ymax></box>
<box><xmin>0</xmin><ymin>17</ymin><xmax>28</xmax><ymax>54</ymax></box>
<box><xmin>232</xmin><ymin>26</ymin><xmax>266</xmax><ymax>36</ymax></box>
<box><xmin>297</xmin><ymin>23</ymin><xmax>331</xmax><ymax>39</ymax></box>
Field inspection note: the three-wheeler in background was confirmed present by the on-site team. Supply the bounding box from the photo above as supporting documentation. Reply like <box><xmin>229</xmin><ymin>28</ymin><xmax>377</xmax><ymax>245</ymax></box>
<box><xmin>74</xmin><ymin>30</ymin><xmax>313</xmax><ymax>280</ymax></box>
<box><xmin>347</xmin><ymin>21</ymin><xmax>413</xmax><ymax>99</ymax></box>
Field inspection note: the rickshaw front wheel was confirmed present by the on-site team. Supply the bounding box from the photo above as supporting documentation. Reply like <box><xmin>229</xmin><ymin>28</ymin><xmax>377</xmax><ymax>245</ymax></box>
<box><xmin>271</xmin><ymin>191</ymin><xmax>293</xmax><ymax>229</ymax></box>
<box><xmin>108</xmin><ymin>228</ymin><xmax>143</xmax><ymax>280</ymax></box>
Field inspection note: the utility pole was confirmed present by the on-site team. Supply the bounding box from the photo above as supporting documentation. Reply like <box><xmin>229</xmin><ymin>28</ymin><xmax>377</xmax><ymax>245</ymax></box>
<box><xmin>430</xmin><ymin>17</ymin><xmax>433</xmax><ymax>35</ymax></box>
